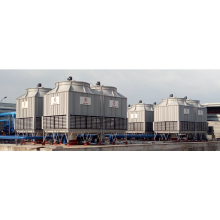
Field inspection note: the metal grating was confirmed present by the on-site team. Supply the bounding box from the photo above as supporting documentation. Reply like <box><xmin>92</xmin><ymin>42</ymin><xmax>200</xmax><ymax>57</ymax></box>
<box><xmin>69</xmin><ymin>116</ymin><xmax>127</xmax><ymax>130</ymax></box>
<box><xmin>154</xmin><ymin>121</ymin><xmax>177</xmax><ymax>131</ymax></box>
<box><xmin>189</xmin><ymin>122</ymin><xmax>195</xmax><ymax>131</ymax></box>
<box><xmin>115</xmin><ymin>118</ymin><xmax>120</xmax><ymax>130</ymax></box>
<box><xmin>196</xmin><ymin>122</ymin><xmax>208</xmax><ymax>131</ymax></box>
<box><xmin>128</xmin><ymin>122</ymin><xmax>144</xmax><ymax>131</ymax></box>
<box><xmin>43</xmin><ymin>115</ymin><xmax>67</xmax><ymax>129</ymax></box>
<box><xmin>15</xmin><ymin>118</ymin><xmax>33</xmax><ymax>130</ymax></box>
<box><xmin>119</xmin><ymin>118</ymin><xmax>124</xmax><ymax>130</ymax></box>
<box><xmin>105</xmin><ymin>117</ymin><xmax>111</xmax><ymax>130</ymax></box>
<box><xmin>123</xmin><ymin>118</ymin><xmax>127</xmax><ymax>130</ymax></box>
<box><xmin>87</xmin><ymin>116</ymin><xmax>92</xmax><ymax>129</ymax></box>
<box><xmin>92</xmin><ymin>117</ymin><xmax>97</xmax><ymax>129</ymax></box>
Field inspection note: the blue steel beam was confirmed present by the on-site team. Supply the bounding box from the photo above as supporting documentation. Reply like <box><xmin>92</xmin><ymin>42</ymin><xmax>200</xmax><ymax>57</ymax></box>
<box><xmin>0</xmin><ymin>136</ymin><xmax>52</xmax><ymax>140</ymax></box>
<box><xmin>0</xmin><ymin>112</ymin><xmax>16</xmax><ymax>131</ymax></box>
<box><xmin>0</xmin><ymin>112</ymin><xmax>16</xmax><ymax>117</ymax></box>
<box><xmin>0</xmin><ymin>119</ymin><xmax>9</xmax><ymax>123</ymax></box>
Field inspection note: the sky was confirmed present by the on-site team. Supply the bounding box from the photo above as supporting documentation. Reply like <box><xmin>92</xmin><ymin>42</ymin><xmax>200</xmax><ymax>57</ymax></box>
<box><xmin>0</xmin><ymin>69</ymin><xmax>219</xmax><ymax>105</ymax></box>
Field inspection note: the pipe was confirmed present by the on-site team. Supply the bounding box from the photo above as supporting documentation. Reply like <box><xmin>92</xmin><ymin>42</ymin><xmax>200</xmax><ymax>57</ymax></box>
<box><xmin>0</xmin><ymin>112</ymin><xmax>16</xmax><ymax>117</ymax></box>
<box><xmin>77</xmin><ymin>134</ymin><xmax>97</xmax><ymax>143</ymax></box>
<box><xmin>0</xmin><ymin>119</ymin><xmax>9</xmax><ymax>123</ymax></box>
<box><xmin>0</xmin><ymin>112</ymin><xmax>16</xmax><ymax>133</ymax></box>
<box><xmin>0</xmin><ymin>135</ymin><xmax>52</xmax><ymax>140</ymax></box>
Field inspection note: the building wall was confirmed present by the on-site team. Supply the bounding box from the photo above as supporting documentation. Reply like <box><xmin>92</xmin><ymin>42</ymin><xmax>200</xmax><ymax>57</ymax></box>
<box><xmin>207</xmin><ymin>121</ymin><xmax>220</xmax><ymax>139</ymax></box>
<box><xmin>0</xmin><ymin>103</ymin><xmax>16</xmax><ymax>113</ymax></box>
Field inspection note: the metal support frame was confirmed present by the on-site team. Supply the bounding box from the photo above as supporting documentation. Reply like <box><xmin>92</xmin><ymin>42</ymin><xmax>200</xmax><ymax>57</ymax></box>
<box><xmin>154</xmin><ymin>132</ymin><xmax>158</xmax><ymax>140</ymax></box>
<box><xmin>176</xmin><ymin>133</ymin><xmax>181</xmax><ymax>141</ymax></box>
<box><xmin>186</xmin><ymin>133</ymin><xmax>189</xmax><ymax>141</ymax></box>
<box><xmin>193</xmin><ymin>133</ymin><xmax>197</xmax><ymax>141</ymax></box>
<box><xmin>200</xmin><ymin>133</ymin><xmax>203</xmax><ymax>141</ymax></box>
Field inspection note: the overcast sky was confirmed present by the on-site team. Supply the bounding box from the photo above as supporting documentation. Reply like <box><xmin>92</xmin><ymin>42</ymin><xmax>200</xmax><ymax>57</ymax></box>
<box><xmin>0</xmin><ymin>69</ymin><xmax>219</xmax><ymax>105</ymax></box>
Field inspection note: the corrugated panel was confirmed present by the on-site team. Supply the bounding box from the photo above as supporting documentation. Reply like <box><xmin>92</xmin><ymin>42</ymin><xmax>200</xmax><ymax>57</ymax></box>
<box><xmin>43</xmin><ymin>84</ymin><xmax>127</xmax><ymax>131</ymax></box>
<box><xmin>155</xmin><ymin>106</ymin><xmax>179</xmax><ymax>122</ymax></box>
<box><xmin>16</xmin><ymin>96</ymin><xmax>45</xmax><ymax>131</ymax></box>
<box><xmin>70</xmin><ymin>92</ymin><xmax>99</xmax><ymax>116</ymax></box>
<box><xmin>127</xmin><ymin>106</ymin><xmax>154</xmax><ymax>132</ymax></box>
<box><xmin>154</xmin><ymin>100</ymin><xmax>208</xmax><ymax>133</ymax></box>
<box><xmin>104</xmin><ymin>96</ymin><xmax>127</xmax><ymax>118</ymax></box>
<box><xmin>44</xmin><ymin>92</ymin><xmax>68</xmax><ymax>116</ymax></box>
<box><xmin>16</xmin><ymin>97</ymin><xmax>35</xmax><ymax>118</ymax></box>
<box><xmin>128</xmin><ymin>110</ymin><xmax>145</xmax><ymax>123</ymax></box>
<box><xmin>197</xmin><ymin>108</ymin><xmax>207</xmax><ymax>122</ymax></box>
<box><xmin>179</xmin><ymin>106</ymin><xmax>195</xmax><ymax>122</ymax></box>
<box><xmin>16</xmin><ymin>87</ymin><xmax>51</xmax><ymax>131</ymax></box>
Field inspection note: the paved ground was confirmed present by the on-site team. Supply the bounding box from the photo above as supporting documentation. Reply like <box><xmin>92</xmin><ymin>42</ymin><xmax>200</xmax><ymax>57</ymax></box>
<box><xmin>0</xmin><ymin>141</ymin><xmax>220</xmax><ymax>151</ymax></box>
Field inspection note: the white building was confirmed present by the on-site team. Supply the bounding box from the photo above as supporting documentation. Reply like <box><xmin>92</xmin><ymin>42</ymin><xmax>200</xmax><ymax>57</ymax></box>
<box><xmin>202</xmin><ymin>103</ymin><xmax>220</xmax><ymax>139</ymax></box>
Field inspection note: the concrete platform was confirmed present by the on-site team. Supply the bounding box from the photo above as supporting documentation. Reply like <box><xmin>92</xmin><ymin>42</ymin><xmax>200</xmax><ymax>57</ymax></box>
<box><xmin>1</xmin><ymin>141</ymin><xmax>220</xmax><ymax>151</ymax></box>
<box><xmin>0</xmin><ymin>144</ymin><xmax>54</xmax><ymax>151</ymax></box>
<box><xmin>52</xmin><ymin>141</ymin><xmax>220</xmax><ymax>151</ymax></box>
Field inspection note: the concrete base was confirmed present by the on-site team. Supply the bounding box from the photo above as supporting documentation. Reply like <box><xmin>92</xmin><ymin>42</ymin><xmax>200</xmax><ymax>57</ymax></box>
<box><xmin>0</xmin><ymin>144</ymin><xmax>54</xmax><ymax>151</ymax></box>
<box><xmin>53</xmin><ymin>141</ymin><xmax>220</xmax><ymax>151</ymax></box>
<box><xmin>1</xmin><ymin>141</ymin><xmax>220</xmax><ymax>151</ymax></box>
